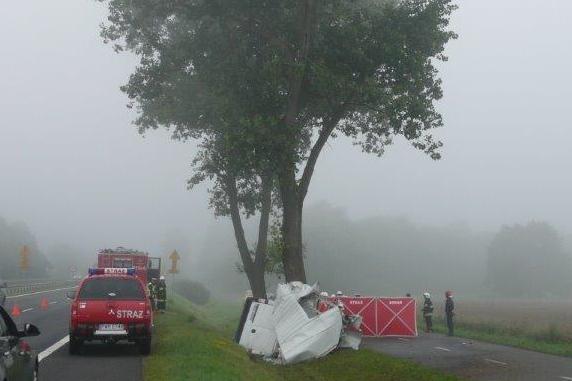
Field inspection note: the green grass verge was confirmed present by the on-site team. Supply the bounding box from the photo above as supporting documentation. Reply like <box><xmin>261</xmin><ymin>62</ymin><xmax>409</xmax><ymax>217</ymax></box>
<box><xmin>144</xmin><ymin>295</ymin><xmax>461</xmax><ymax>381</ymax></box>
<box><xmin>426</xmin><ymin>318</ymin><xmax>572</xmax><ymax>357</ymax></box>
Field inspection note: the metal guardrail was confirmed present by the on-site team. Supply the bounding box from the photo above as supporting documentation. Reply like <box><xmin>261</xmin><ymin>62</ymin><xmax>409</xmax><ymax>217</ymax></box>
<box><xmin>4</xmin><ymin>278</ymin><xmax>58</xmax><ymax>286</ymax></box>
<box><xmin>3</xmin><ymin>279</ymin><xmax>79</xmax><ymax>297</ymax></box>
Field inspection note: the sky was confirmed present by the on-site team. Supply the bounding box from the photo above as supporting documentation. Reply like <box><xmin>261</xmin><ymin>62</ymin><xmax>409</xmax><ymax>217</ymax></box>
<box><xmin>1</xmin><ymin>0</ymin><xmax>571</xmax><ymax>259</ymax></box>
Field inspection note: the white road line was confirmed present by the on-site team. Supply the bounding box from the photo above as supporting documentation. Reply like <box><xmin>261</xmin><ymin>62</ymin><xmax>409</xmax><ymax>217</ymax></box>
<box><xmin>49</xmin><ymin>301</ymin><xmax>58</xmax><ymax>304</ymax></box>
<box><xmin>485</xmin><ymin>358</ymin><xmax>508</xmax><ymax>366</ymax></box>
<box><xmin>6</xmin><ymin>286</ymin><xmax>76</xmax><ymax>299</ymax></box>
<box><xmin>38</xmin><ymin>336</ymin><xmax>69</xmax><ymax>362</ymax></box>
<box><xmin>22</xmin><ymin>308</ymin><xmax>34</xmax><ymax>313</ymax></box>
<box><xmin>560</xmin><ymin>377</ymin><xmax>572</xmax><ymax>381</ymax></box>
<box><xmin>434</xmin><ymin>346</ymin><xmax>451</xmax><ymax>352</ymax></box>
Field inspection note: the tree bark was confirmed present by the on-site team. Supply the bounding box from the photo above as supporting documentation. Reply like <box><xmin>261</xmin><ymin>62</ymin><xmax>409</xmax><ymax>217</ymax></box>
<box><xmin>226</xmin><ymin>175</ymin><xmax>269</xmax><ymax>298</ymax></box>
<box><xmin>278</xmin><ymin>112</ymin><xmax>344</xmax><ymax>283</ymax></box>
<box><xmin>247</xmin><ymin>265</ymin><xmax>267</xmax><ymax>300</ymax></box>
<box><xmin>277</xmin><ymin>0</ymin><xmax>317</xmax><ymax>283</ymax></box>
<box><xmin>279</xmin><ymin>162</ymin><xmax>307</xmax><ymax>283</ymax></box>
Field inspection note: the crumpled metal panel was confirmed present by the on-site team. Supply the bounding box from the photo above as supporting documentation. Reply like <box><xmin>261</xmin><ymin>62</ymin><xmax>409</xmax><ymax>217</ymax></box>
<box><xmin>273</xmin><ymin>284</ymin><xmax>343</xmax><ymax>364</ymax></box>
<box><xmin>236</xmin><ymin>282</ymin><xmax>361</xmax><ymax>364</ymax></box>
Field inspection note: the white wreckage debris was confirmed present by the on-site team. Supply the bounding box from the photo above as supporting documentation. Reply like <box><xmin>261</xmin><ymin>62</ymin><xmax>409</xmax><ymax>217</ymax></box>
<box><xmin>234</xmin><ymin>282</ymin><xmax>362</xmax><ymax>364</ymax></box>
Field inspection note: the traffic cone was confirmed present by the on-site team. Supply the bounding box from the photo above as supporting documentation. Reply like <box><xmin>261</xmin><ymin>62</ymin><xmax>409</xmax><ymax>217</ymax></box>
<box><xmin>40</xmin><ymin>297</ymin><xmax>49</xmax><ymax>310</ymax></box>
<box><xmin>11</xmin><ymin>304</ymin><xmax>21</xmax><ymax>317</ymax></box>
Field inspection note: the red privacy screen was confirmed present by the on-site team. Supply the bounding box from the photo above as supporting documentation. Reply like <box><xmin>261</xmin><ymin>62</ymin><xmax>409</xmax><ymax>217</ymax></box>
<box><xmin>337</xmin><ymin>296</ymin><xmax>417</xmax><ymax>337</ymax></box>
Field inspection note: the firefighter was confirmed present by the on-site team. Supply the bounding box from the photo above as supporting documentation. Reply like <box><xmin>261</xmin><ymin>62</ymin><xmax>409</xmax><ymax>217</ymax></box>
<box><xmin>148</xmin><ymin>278</ymin><xmax>157</xmax><ymax>311</ymax></box>
<box><xmin>422</xmin><ymin>292</ymin><xmax>434</xmax><ymax>333</ymax></box>
<box><xmin>445</xmin><ymin>290</ymin><xmax>455</xmax><ymax>336</ymax></box>
<box><xmin>156</xmin><ymin>276</ymin><xmax>167</xmax><ymax>312</ymax></box>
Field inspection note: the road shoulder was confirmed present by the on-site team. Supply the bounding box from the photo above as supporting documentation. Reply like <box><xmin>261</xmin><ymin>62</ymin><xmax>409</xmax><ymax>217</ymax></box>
<box><xmin>364</xmin><ymin>333</ymin><xmax>572</xmax><ymax>381</ymax></box>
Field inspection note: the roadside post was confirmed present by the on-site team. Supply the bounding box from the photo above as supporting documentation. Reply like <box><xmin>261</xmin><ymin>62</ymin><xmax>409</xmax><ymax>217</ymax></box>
<box><xmin>19</xmin><ymin>245</ymin><xmax>30</xmax><ymax>278</ymax></box>
<box><xmin>168</xmin><ymin>250</ymin><xmax>181</xmax><ymax>301</ymax></box>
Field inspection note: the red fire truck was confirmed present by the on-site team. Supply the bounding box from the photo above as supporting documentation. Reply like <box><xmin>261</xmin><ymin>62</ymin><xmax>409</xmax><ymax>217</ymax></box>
<box><xmin>97</xmin><ymin>247</ymin><xmax>161</xmax><ymax>285</ymax></box>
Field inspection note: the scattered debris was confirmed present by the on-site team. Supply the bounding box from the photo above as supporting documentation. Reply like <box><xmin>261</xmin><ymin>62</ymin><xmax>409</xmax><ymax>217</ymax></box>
<box><xmin>235</xmin><ymin>282</ymin><xmax>362</xmax><ymax>364</ymax></box>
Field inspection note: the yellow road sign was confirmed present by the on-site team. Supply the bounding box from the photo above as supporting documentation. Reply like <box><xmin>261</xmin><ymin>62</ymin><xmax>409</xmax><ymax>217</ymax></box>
<box><xmin>20</xmin><ymin>245</ymin><xmax>30</xmax><ymax>272</ymax></box>
<box><xmin>168</xmin><ymin>250</ymin><xmax>180</xmax><ymax>274</ymax></box>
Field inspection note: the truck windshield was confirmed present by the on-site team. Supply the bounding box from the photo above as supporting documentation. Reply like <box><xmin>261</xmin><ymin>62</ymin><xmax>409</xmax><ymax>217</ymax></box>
<box><xmin>78</xmin><ymin>278</ymin><xmax>145</xmax><ymax>300</ymax></box>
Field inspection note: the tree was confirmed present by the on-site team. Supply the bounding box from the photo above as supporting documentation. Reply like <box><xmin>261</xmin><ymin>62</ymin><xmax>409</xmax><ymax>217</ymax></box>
<box><xmin>188</xmin><ymin>132</ymin><xmax>274</xmax><ymax>297</ymax></box>
<box><xmin>99</xmin><ymin>0</ymin><xmax>456</xmax><ymax>283</ymax></box>
<box><xmin>0</xmin><ymin>217</ymin><xmax>50</xmax><ymax>278</ymax></box>
<box><xmin>487</xmin><ymin>221</ymin><xmax>572</xmax><ymax>297</ymax></box>
<box><xmin>273</xmin><ymin>0</ymin><xmax>457</xmax><ymax>282</ymax></box>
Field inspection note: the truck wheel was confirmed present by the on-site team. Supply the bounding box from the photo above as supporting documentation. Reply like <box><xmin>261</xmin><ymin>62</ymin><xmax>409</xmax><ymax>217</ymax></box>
<box><xmin>139</xmin><ymin>337</ymin><xmax>151</xmax><ymax>355</ymax></box>
<box><xmin>69</xmin><ymin>335</ymin><xmax>81</xmax><ymax>355</ymax></box>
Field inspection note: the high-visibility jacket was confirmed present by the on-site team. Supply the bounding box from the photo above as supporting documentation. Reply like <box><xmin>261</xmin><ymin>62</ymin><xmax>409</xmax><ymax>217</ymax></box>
<box><xmin>157</xmin><ymin>284</ymin><xmax>167</xmax><ymax>301</ymax></box>
<box><xmin>422</xmin><ymin>299</ymin><xmax>434</xmax><ymax>317</ymax></box>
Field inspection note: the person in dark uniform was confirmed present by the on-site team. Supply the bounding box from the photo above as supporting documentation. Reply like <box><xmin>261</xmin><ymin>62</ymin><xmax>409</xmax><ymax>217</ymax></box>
<box><xmin>148</xmin><ymin>278</ymin><xmax>157</xmax><ymax>311</ymax></box>
<box><xmin>445</xmin><ymin>290</ymin><xmax>455</xmax><ymax>336</ymax></box>
<box><xmin>422</xmin><ymin>292</ymin><xmax>434</xmax><ymax>333</ymax></box>
<box><xmin>156</xmin><ymin>276</ymin><xmax>167</xmax><ymax>311</ymax></box>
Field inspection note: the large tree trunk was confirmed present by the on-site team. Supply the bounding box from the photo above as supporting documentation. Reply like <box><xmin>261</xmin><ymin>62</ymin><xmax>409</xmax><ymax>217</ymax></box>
<box><xmin>279</xmin><ymin>163</ymin><xmax>307</xmax><ymax>283</ymax></box>
<box><xmin>246</xmin><ymin>265</ymin><xmax>267</xmax><ymax>300</ymax></box>
<box><xmin>277</xmin><ymin>113</ymin><xmax>344</xmax><ymax>283</ymax></box>
<box><xmin>276</xmin><ymin>0</ymin><xmax>317</xmax><ymax>283</ymax></box>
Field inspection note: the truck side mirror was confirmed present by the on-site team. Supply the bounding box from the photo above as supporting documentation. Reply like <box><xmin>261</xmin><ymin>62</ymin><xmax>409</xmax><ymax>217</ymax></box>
<box><xmin>17</xmin><ymin>324</ymin><xmax>40</xmax><ymax>338</ymax></box>
<box><xmin>24</xmin><ymin>324</ymin><xmax>40</xmax><ymax>337</ymax></box>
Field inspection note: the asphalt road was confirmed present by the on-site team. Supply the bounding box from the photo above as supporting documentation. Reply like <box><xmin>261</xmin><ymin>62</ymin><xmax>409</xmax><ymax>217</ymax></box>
<box><xmin>8</xmin><ymin>289</ymin><xmax>572</xmax><ymax>381</ymax></box>
<box><xmin>364</xmin><ymin>333</ymin><xmax>572</xmax><ymax>381</ymax></box>
<box><xmin>5</xmin><ymin>287</ymin><xmax>143</xmax><ymax>381</ymax></box>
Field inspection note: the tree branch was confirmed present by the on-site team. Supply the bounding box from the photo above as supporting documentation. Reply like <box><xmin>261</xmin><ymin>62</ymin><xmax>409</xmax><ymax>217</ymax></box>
<box><xmin>283</xmin><ymin>0</ymin><xmax>316</xmax><ymax>128</ymax></box>
<box><xmin>298</xmin><ymin>111</ymin><xmax>344</xmax><ymax>202</ymax></box>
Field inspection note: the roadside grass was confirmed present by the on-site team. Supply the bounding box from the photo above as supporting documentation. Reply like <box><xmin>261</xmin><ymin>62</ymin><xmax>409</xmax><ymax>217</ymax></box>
<box><xmin>428</xmin><ymin>318</ymin><xmax>572</xmax><ymax>357</ymax></box>
<box><xmin>144</xmin><ymin>295</ymin><xmax>461</xmax><ymax>381</ymax></box>
<box><xmin>417</xmin><ymin>308</ymin><xmax>572</xmax><ymax>357</ymax></box>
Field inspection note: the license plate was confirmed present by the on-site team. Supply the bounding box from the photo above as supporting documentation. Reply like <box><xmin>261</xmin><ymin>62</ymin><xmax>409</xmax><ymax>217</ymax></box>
<box><xmin>98</xmin><ymin>324</ymin><xmax>124</xmax><ymax>331</ymax></box>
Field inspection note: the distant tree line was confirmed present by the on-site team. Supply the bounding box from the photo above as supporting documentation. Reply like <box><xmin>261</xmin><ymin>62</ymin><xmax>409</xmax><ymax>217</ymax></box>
<box><xmin>194</xmin><ymin>204</ymin><xmax>572</xmax><ymax>299</ymax></box>
<box><xmin>486</xmin><ymin>221</ymin><xmax>572</xmax><ymax>297</ymax></box>
<box><xmin>303</xmin><ymin>203</ymin><xmax>491</xmax><ymax>296</ymax></box>
<box><xmin>0</xmin><ymin>216</ymin><xmax>50</xmax><ymax>279</ymax></box>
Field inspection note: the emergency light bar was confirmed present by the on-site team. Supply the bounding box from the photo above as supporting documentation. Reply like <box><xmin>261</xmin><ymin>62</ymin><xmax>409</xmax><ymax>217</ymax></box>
<box><xmin>88</xmin><ymin>268</ymin><xmax>136</xmax><ymax>276</ymax></box>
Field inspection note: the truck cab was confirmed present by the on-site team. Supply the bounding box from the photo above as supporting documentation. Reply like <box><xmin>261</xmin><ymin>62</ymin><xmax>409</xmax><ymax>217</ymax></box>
<box><xmin>97</xmin><ymin>247</ymin><xmax>161</xmax><ymax>286</ymax></box>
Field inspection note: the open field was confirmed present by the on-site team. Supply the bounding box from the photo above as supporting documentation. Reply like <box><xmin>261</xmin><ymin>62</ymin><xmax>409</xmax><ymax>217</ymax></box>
<box><xmin>144</xmin><ymin>295</ymin><xmax>461</xmax><ymax>381</ymax></box>
<box><xmin>427</xmin><ymin>298</ymin><xmax>572</xmax><ymax>357</ymax></box>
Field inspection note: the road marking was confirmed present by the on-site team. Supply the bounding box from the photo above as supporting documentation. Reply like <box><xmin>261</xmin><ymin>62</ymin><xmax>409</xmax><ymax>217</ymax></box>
<box><xmin>49</xmin><ymin>301</ymin><xmax>58</xmax><ymax>304</ymax></box>
<box><xmin>434</xmin><ymin>346</ymin><xmax>451</xmax><ymax>352</ymax></box>
<box><xmin>6</xmin><ymin>286</ymin><xmax>76</xmax><ymax>299</ymax></box>
<box><xmin>560</xmin><ymin>377</ymin><xmax>572</xmax><ymax>381</ymax></box>
<box><xmin>38</xmin><ymin>335</ymin><xmax>69</xmax><ymax>362</ymax></box>
<box><xmin>22</xmin><ymin>308</ymin><xmax>34</xmax><ymax>313</ymax></box>
<box><xmin>485</xmin><ymin>358</ymin><xmax>508</xmax><ymax>366</ymax></box>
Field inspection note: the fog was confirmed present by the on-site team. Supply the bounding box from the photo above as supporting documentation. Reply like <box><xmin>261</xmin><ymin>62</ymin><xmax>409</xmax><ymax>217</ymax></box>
<box><xmin>1</xmin><ymin>1</ymin><xmax>572</xmax><ymax>288</ymax></box>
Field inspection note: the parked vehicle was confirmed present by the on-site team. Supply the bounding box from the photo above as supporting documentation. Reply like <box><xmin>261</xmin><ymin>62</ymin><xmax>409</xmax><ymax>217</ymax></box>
<box><xmin>97</xmin><ymin>247</ymin><xmax>161</xmax><ymax>285</ymax></box>
<box><xmin>68</xmin><ymin>268</ymin><xmax>153</xmax><ymax>355</ymax></box>
<box><xmin>0</xmin><ymin>305</ymin><xmax>40</xmax><ymax>380</ymax></box>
